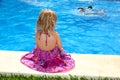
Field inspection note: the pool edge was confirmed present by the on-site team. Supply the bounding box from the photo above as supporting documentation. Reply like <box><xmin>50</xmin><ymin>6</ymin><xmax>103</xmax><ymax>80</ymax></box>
<box><xmin>0</xmin><ymin>50</ymin><xmax>120</xmax><ymax>78</ymax></box>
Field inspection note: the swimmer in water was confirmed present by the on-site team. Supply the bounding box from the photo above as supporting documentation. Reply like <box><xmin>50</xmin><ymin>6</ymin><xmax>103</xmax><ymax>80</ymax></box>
<box><xmin>78</xmin><ymin>5</ymin><xmax>105</xmax><ymax>15</ymax></box>
<box><xmin>78</xmin><ymin>7</ymin><xmax>86</xmax><ymax>15</ymax></box>
<box><xmin>88</xmin><ymin>5</ymin><xmax>105</xmax><ymax>15</ymax></box>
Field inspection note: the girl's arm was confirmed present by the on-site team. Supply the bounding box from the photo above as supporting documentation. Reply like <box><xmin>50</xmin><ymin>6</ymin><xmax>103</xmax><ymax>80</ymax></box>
<box><xmin>55</xmin><ymin>32</ymin><xmax>63</xmax><ymax>51</ymax></box>
<box><xmin>35</xmin><ymin>31</ymin><xmax>39</xmax><ymax>46</ymax></box>
<box><xmin>34</xmin><ymin>31</ymin><xmax>40</xmax><ymax>61</ymax></box>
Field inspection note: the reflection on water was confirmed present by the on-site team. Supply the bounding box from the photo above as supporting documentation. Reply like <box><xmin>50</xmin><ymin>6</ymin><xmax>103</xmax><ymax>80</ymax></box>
<box><xmin>20</xmin><ymin>0</ymin><xmax>54</xmax><ymax>7</ymax></box>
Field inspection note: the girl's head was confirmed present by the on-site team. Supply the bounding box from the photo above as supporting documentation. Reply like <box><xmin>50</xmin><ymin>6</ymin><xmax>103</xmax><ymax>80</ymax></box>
<box><xmin>37</xmin><ymin>9</ymin><xmax>57</xmax><ymax>32</ymax></box>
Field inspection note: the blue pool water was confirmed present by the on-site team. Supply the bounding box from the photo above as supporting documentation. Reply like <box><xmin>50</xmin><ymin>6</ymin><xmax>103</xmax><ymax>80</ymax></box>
<box><xmin>0</xmin><ymin>0</ymin><xmax>120</xmax><ymax>55</ymax></box>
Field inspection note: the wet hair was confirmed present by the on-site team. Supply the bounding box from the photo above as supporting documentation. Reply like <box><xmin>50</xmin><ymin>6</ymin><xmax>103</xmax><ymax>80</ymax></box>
<box><xmin>78</xmin><ymin>7</ymin><xmax>86</xmax><ymax>12</ymax></box>
<box><xmin>37</xmin><ymin>9</ymin><xmax>57</xmax><ymax>33</ymax></box>
<box><xmin>78</xmin><ymin>7</ymin><xmax>84</xmax><ymax>10</ymax></box>
<box><xmin>88</xmin><ymin>5</ymin><xmax>92</xmax><ymax>9</ymax></box>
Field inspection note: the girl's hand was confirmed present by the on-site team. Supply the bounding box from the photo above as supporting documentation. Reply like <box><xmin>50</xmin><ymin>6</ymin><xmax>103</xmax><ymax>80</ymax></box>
<box><xmin>60</xmin><ymin>49</ymin><xmax>65</xmax><ymax>58</ymax></box>
<box><xmin>34</xmin><ymin>56</ymin><xmax>38</xmax><ymax>62</ymax></box>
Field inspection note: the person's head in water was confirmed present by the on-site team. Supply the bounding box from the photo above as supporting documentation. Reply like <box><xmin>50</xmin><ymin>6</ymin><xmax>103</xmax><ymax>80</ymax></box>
<box><xmin>78</xmin><ymin>7</ymin><xmax>85</xmax><ymax>12</ymax></box>
<box><xmin>88</xmin><ymin>5</ymin><xmax>92</xmax><ymax>9</ymax></box>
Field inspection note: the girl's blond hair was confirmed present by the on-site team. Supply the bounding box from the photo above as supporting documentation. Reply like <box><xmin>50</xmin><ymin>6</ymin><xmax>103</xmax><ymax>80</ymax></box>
<box><xmin>37</xmin><ymin>9</ymin><xmax>57</xmax><ymax>33</ymax></box>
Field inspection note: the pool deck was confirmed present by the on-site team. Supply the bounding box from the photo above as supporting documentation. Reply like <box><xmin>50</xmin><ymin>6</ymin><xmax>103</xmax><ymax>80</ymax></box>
<box><xmin>0</xmin><ymin>50</ymin><xmax>120</xmax><ymax>78</ymax></box>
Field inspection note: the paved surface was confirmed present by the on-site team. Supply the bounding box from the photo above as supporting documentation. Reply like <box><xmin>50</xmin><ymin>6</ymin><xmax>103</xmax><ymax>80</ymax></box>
<box><xmin>0</xmin><ymin>50</ymin><xmax>120</xmax><ymax>78</ymax></box>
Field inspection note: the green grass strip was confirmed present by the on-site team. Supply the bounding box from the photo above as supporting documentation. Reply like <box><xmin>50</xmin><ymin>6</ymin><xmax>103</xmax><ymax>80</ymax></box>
<box><xmin>0</xmin><ymin>74</ymin><xmax>120</xmax><ymax>80</ymax></box>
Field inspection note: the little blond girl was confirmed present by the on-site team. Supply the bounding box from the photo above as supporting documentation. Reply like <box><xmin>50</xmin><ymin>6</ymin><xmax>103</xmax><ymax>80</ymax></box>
<box><xmin>20</xmin><ymin>9</ymin><xmax>75</xmax><ymax>73</ymax></box>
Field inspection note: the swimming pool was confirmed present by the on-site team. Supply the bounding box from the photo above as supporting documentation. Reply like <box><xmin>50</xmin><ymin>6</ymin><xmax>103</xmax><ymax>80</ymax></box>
<box><xmin>0</xmin><ymin>0</ymin><xmax>120</xmax><ymax>55</ymax></box>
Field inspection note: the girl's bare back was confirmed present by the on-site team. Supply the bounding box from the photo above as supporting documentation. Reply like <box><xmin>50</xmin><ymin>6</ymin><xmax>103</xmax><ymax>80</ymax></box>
<box><xmin>36</xmin><ymin>31</ymin><xmax>57</xmax><ymax>51</ymax></box>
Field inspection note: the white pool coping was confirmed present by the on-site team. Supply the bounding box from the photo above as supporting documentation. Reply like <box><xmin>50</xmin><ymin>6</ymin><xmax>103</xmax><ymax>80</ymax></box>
<box><xmin>0</xmin><ymin>50</ymin><xmax>120</xmax><ymax>78</ymax></box>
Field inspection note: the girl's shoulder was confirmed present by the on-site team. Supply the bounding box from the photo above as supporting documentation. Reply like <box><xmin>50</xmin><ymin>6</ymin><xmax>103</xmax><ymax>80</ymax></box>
<box><xmin>36</xmin><ymin>30</ymin><xmax>43</xmax><ymax>37</ymax></box>
<box><xmin>53</xmin><ymin>32</ymin><xmax>61</xmax><ymax>39</ymax></box>
<box><xmin>52</xmin><ymin>31</ymin><xmax>59</xmax><ymax>36</ymax></box>
<box><xmin>36</xmin><ymin>30</ymin><xmax>42</xmax><ymax>34</ymax></box>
